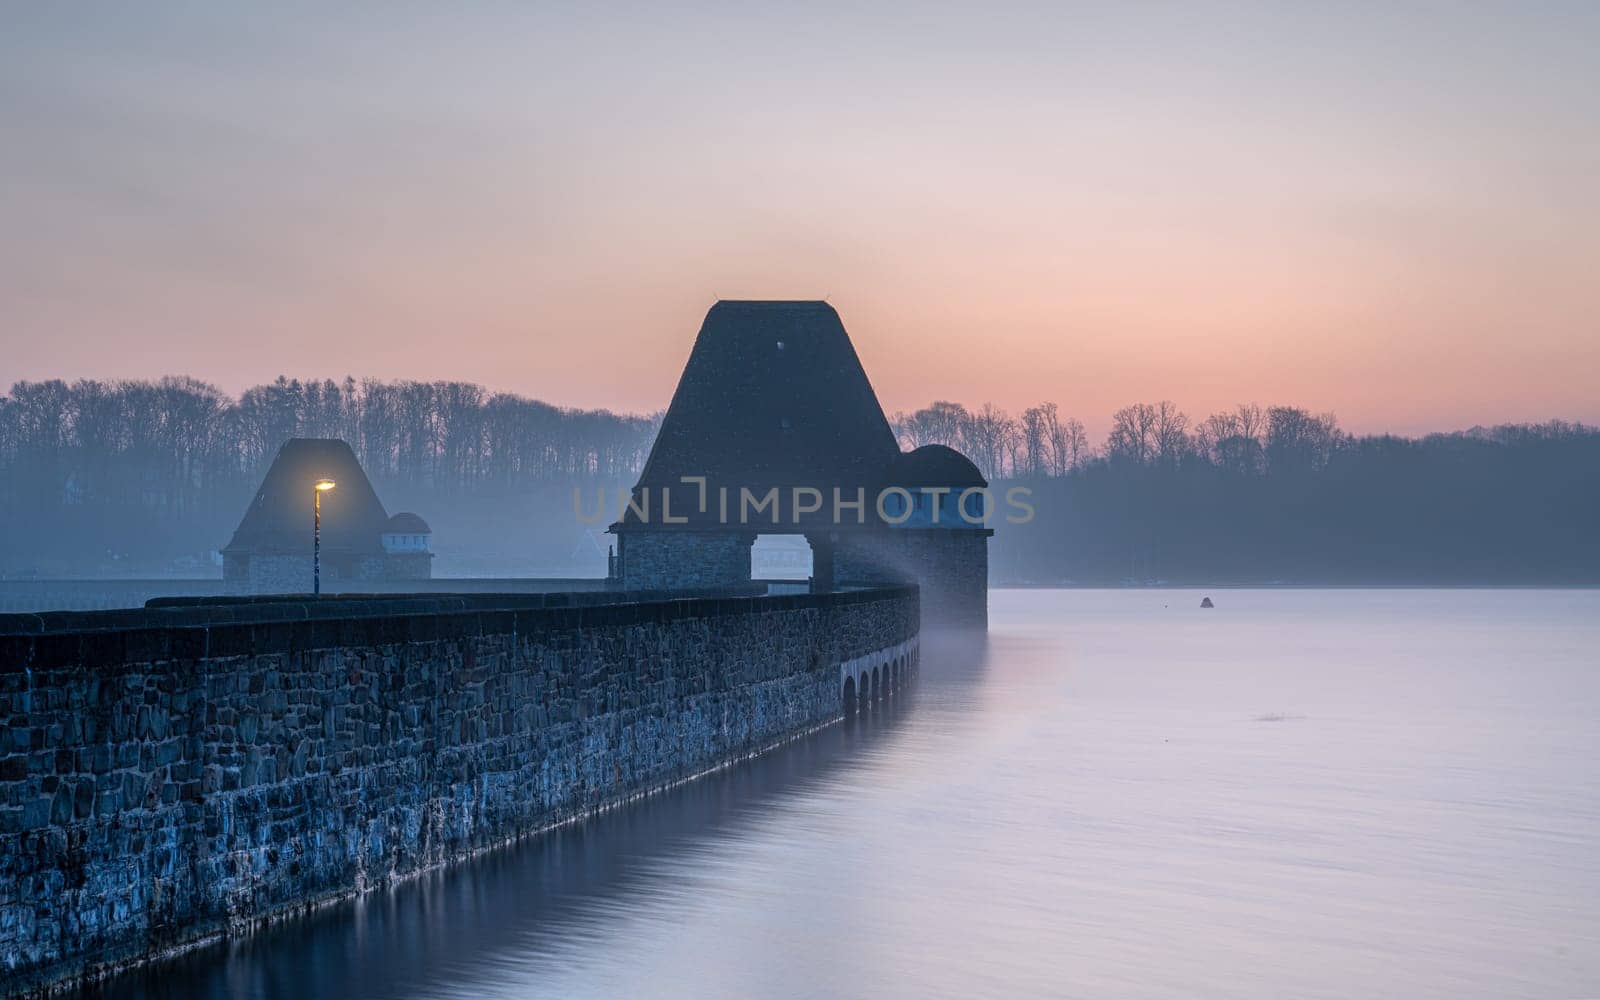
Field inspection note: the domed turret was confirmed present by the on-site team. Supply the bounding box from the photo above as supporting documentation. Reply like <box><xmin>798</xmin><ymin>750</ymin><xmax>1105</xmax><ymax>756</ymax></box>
<box><xmin>887</xmin><ymin>444</ymin><xmax>986</xmax><ymax>489</ymax></box>
<box><xmin>382</xmin><ymin>513</ymin><xmax>431</xmax><ymax>554</ymax></box>
<box><xmin>881</xmin><ymin>445</ymin><xmax>988</xmax><ymax>525</ymax></box>
<box><xmin>380</xmin><ymin>512</ymin><xmax>433</xmax><ymax>579</ymax></box>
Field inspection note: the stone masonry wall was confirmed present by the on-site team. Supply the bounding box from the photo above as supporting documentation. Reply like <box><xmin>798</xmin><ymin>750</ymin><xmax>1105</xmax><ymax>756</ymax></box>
<box><xmin>0</xmin><ymin>586</ymin><xmax>917</xmax><ymax>995</ymax></box>
<box><xmin>237</xmin><ymin>555</ymin><xmax>391</xmax><ymax>595</ymax></box>
<box><xmin>834</xmin><ymin>531</ymin><xmax>988</xmax><ymax>628</ymax></box>
<box><xmin>898</xmin><ymin>532</ymin><xmax>987</xmax><ymax>628</ymax></box>
<box><xmin>617</xmin><ymin>532</ymin><xmax>754</xmax><ymax>590</ymax></box>
<box><xmin>382</xmin><ymin>553</ymin><xmax>433</xmax><ymax>580</ymax></box>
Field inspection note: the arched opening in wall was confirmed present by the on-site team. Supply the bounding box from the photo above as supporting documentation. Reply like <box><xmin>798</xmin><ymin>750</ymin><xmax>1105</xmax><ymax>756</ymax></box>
<box><xmin>842</xmin><ymin>676</ymin><xmax>856</xmax><ymax>717</ymax></box>
<box><xmin>872</xmin><ymin>666</ymin><xmax>882</xmax><ymax>701</ymax></box>
<box><xmin>750</xmin><ymin>534</ymin><xmax>812</xmax><ymax>590</ymax></box>
<box><xmin>862</xmin><ymin>670</ymin><xmax>873</xmax><ymax>709</ymax></box>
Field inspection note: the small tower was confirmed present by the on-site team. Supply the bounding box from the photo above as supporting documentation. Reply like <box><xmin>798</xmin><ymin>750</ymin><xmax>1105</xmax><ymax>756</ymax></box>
<box><xmin>222</xmin><ymin>438</ymin><xmax>435</xmax><ymax>593</ymax></box>
<box><xmin>834</xmin><ymin>444</ymin><xmax>992</xmax><ymax>627</ymax></box>
<box><xmin>222</xmin><ymin>438</ymin><xmax>391</xmax><ymax>592</ymax></box>
<box><xmin>381</xmin><ymin>512</ymin><xmax>433</xmax><ymax>579</ymax></box>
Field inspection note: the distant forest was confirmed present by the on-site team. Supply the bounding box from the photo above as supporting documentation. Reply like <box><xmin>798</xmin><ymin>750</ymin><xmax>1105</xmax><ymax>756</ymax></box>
<box><xmin>0</xmin><ymin>377</ymin><xmax>657</xmax><ymax>576</ymax></box>
<box><xmin>1</xmin><ymin>377</ymin><xmax>1596</xmax><ymax>583</ymax></box>
<box><xmin>897</xmin><ymin>400</ymin><xmax>1599</xmax><ymax>584</ymax></box>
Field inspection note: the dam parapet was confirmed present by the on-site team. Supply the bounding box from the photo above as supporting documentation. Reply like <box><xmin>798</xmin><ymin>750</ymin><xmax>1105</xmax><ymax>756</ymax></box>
<box><xmin>0</xmin><ymin>585</ymin><xmax>918</xmax><ymax>995</ymax></box>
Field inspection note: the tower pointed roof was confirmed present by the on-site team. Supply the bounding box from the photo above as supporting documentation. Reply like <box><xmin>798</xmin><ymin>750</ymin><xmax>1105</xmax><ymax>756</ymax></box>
<box><xmin>623</xmin><ymin>301</ymin><xmax>900</xmax><ymax>527</ymax></box>
<box><xmin>223</xmin><ymin>438</ymin><xmax>389</xmax><ymax>556</ymax></box>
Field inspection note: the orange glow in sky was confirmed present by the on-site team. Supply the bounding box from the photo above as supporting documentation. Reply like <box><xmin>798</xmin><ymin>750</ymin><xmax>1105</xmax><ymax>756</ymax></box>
<box><xmin>2</xmin><ymin>4</ymin><xmax>1596</xmax><ymax>440</ymax></box>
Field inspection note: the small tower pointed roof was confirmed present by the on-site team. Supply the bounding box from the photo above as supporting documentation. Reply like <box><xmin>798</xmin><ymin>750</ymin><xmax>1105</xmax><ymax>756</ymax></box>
<box><xmin>223</xmin><ymin>439</ymin><xmax>389</xmax><ymax>556</ymax></box>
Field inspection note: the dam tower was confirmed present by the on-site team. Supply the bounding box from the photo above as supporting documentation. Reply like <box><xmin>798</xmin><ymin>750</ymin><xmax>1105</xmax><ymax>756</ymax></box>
<box><xmin>608</xmin><ymin>300</ymin><xmax>990</xmax><ymax>627</ymax></box>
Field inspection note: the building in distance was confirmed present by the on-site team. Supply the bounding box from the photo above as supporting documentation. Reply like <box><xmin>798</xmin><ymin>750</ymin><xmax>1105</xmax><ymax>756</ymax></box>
<box><xmin>222</xmin><ymin>438</ymin><xmax>432</xmax><ymax>592</ymax></box>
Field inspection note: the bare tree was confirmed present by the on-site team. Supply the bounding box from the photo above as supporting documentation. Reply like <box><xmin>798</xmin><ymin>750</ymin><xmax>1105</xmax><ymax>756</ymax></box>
<box><xmin>893</xmin><ymin>401</ymin><xmax>970</xmax><ymax>452</ymax></box>
<box><xmin>1021</xmin><ymin>405</ymin><xmax>1049</xmax><ymax>479</ymax></box>
<box><xmin>1061</xmin><ymin>417</ymin><xmax>1090</xmax><ymax>471</ymax></box>
<box><xmin>1152</xmin><ymin>400</ymin><xmax>1190</xmax><ymax>467</ymax></box>
<box><xmin>961</xmin><ymin>403</ymin><xmax>1017</xmax><ymax>480</ymax></box>
<box><xmin>1107</xmin><ymin>403</ymin><xmax>1157</xmax><ymax>465</ymax></box>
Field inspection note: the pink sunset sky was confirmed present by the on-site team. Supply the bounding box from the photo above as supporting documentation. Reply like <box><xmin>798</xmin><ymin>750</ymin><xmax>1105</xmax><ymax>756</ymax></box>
<box><xmin>2</xmin><ymin>3</ymin><xmax>1596</xmax><ymax>440</ymax></box>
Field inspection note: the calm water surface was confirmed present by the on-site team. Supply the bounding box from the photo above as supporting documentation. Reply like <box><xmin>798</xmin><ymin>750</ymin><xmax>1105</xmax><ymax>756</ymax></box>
<box><xmin>91</xmin><ymin>589</ymin><xmax>1600</xmax><ymax>999</ymax></box>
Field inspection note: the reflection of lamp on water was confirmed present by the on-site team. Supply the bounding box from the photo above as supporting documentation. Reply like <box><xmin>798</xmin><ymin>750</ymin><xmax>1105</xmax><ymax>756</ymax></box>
<box><xmin>313</xmin><ymin>479</ymin><xmax>336</xmax><ymax>597</ymax></box>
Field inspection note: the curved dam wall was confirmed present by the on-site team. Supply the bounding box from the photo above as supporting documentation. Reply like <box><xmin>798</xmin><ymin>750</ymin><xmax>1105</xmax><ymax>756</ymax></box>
<box><xmin>0</xmin><ymin>586</ymin><xmax>919</xmax><ymax>995</ymax></box>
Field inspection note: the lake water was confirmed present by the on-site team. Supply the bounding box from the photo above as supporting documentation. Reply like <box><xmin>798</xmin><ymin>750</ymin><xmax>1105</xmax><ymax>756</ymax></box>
<box><xmin>88</xmin><ymin>589</ymin><xmax>1600</xmax><ymax>1000</ymax></box>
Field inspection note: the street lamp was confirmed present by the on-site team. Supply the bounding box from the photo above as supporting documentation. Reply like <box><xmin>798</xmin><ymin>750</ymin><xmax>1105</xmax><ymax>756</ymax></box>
<box><xmin>313</xmin><ymin>479</ymin><xmax>336</xmax><ymax>596</ymax></box>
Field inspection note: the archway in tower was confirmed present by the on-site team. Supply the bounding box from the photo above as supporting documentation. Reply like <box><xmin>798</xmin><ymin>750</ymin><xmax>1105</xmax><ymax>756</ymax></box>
<box><xmin>750</xmin><ymin>534</ymin><xmax>813</xmax><ymax>589</ymax></box>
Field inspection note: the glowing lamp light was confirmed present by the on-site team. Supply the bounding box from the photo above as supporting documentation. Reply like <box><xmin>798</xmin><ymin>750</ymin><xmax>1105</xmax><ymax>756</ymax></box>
<box><xmin>313</xmin><ymin>479</ymin><xmax>336</xmax><ymax>596</ymax></box>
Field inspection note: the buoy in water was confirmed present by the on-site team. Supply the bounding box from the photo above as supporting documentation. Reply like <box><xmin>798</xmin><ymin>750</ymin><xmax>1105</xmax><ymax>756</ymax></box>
<box><xmin>1200</xmin><ymin>596</ymin><xmax>1215</xmax><ymax>608</ymax></box>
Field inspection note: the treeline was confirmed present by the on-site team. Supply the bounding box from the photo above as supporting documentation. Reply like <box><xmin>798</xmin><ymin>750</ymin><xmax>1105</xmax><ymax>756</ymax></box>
<box><xmin>0</xmin><ymin>377</ymin><xmax>656</xmax><ymax>575</ymax></box>
<box><xmin>0</xmin><ymin>376</ymin><xmax>656</xmax><ymax>504</ymax></box>
<box><xmin>891</xmin><ymin>400</ymin><xmax>1600</xmax><ymax>584</ymax></box>
<box><xmin>889</xmin><ymin>400</ymin><xmax>1338</xmax><ymax>479</ymax></box>
<box><xmin>1</xmin><ymin>378</ymin><xmax>1595</xmax><ymax>582</ymax></box>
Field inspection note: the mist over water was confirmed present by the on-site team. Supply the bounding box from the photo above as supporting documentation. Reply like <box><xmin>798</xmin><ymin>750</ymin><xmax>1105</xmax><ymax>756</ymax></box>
<box><xmin>85</xmin><ymin>590</ymin><xmax>1600</xmax><ymax>999</ymax></box>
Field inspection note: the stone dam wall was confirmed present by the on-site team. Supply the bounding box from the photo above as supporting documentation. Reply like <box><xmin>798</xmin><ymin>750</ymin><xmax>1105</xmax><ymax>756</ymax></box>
<box><xmin>0</xmin><ymin>586</ymin><xmax>919</xmax><ymax>995</ymax></box>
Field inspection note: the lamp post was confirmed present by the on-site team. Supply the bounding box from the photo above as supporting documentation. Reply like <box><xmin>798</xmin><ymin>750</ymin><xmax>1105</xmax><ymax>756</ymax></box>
<box><xmin>313</xmin><ymin>479</ymin><xmax>336</xmax><ymax>596</ymax></box>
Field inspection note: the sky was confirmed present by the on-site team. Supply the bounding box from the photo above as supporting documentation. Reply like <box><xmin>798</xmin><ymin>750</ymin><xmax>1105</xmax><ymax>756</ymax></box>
<box><xmin>2</xmin><ymin>2</ymin><xmax>1597</xmax><ymax>440</ymax></box>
